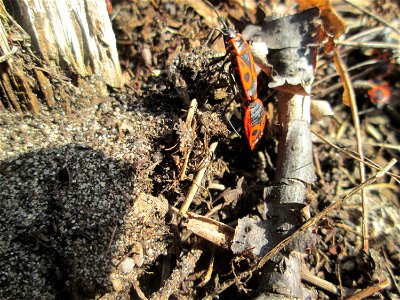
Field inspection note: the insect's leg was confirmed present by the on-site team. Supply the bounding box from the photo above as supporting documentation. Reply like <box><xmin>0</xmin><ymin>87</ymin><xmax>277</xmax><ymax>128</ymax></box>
<box><xmin>223</xmin><ymin>71</ymin><xmax>242</xmax><ymax>138</ymax></box>
<box><xmin>200</xmin><ymin>54</ymin><xmax>230</xmax><ymax>101</ymax></box>
<box><xmin>209</xmin><ymin>53</ymin><xmax>228</xmax><ymax>67</ymax></box>
<box><xmin>226</xmin><ymin>70</ymin><xmax>241</xmax><ymax>114</ymax></box>
<box><xmin>205</xmin><ymin>28</ymin><xmax>223</xmax><ymax>46</ymax></box>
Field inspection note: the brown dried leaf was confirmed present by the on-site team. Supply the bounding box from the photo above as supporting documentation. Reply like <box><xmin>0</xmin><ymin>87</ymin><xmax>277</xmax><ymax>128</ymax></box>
<box><xmin>178</xmin><ymin>0</ymin><xmax>220</xmax><ymax>28</ymax></box>
<box><xmin>333</xmin><ymin>48</ymin><xmax>355</xmax><ymax>107</ymax></box>
<box><xmin>297</xmin><ymin>0</ymin><xmax>346</xmax><ymax>38</ymax></box>
<box><xmin>216</xmin><ymin>176</ymin><xmax>245</xmax><ymax>205</ymax></box>
<box><xmin>228</xmin><ymin>0</ymin><xmax>257</xmax><ymax>14</ymax></box>
<box><xmin>225</xmin><ymin>0</ymin><xmax>258</xmax><ymax>23</ymax></box>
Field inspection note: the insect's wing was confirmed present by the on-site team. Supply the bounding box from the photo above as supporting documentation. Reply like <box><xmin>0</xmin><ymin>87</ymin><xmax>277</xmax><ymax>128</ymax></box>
<box><xmin>232</xmin><ymin>35</ymin><xmax>257</xmax><ymax>100</ymax></box>
<box><xmin>243</xmin><ymin>99</ymin><xmax>267</xmax><ymax>150</ymax></box>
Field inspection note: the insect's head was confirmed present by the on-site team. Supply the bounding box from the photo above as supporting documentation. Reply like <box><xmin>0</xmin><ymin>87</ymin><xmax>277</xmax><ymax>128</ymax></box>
<box><xmin>221</xmin><ymin>27</ymin><xmax>237</xmax><ymax>41</ymax></box>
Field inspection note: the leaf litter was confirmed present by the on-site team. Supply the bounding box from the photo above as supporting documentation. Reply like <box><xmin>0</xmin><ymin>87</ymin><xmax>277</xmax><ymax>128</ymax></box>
<box><xmin>0</xmin><ymin>0</ymin><xmax>399</xmax><ymax>299</ymax></box>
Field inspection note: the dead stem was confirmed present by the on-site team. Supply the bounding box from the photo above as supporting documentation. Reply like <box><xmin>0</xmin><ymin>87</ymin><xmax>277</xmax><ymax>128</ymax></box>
<box><xmin>179</xmin><ymin>99</ymin><xmax>198</xmax><ymax>180</ymax></box>
<box><xmin>333</xmin><ymin>48</ymin><xmax>369</xmax><ymax>252</ymax></box>
<box><xmin>336</xmin><ymin>41</ymin><xmax>400</xmax><ymax>49</ymax></box>
<box><xmin>0</xmin><ymin>46</ymin><xmax>17</xmax><ymax>63</ymax></box>
<box><xmin>343</xmin><ymin>0</ymin><xmax>400</xmax><ymax>35</ymax></box>
<box><xmin>132</xmin><ymin>278</ymin><xmax>149</xmax><ymax>300</ymax></box>
<box><xmin>150</xmin><ymin>248</ymin><xmax>203</xmax><ymax>300</ymax></box>
<box><xmin>197</xmin><ymin>246</ymin><xmax>215</xmax><ymax>287</ymax></box>
<box><xmin>203</xmin><ymin>159</ymin><xmax>397</xmax><ymax>300</ymax></box>
<box><xmin>301</xmin><ymin>269</ymin><xmax>339</xmax><ymax>295</ymax></box>
<box><xmin>180</xmin><ymin>141</ymin><xmax>218</xmax><ymax>215</ymax></box>
<box><xmin>317</xmin><ymin>68</ymin><xmax>375</xmax><ymax>98</ymax></box>
<box><xmin>313</xmin><ymin>59</ymin><xmax>381</xmax><ymax>87</ymax></box>
<box><xmin>363</xmin><ymin>142</ymin><xmax>400</xmax><ymax>152</ymax></box>
<box><xmin>345</xmin><ymin>278</ymin><xmax>391</xmax><ymax>300</ymax></box>
<box><xmin>311</xmin><ymin>130</ymin><xmax>400</xmax><ymax>182</ymax></box>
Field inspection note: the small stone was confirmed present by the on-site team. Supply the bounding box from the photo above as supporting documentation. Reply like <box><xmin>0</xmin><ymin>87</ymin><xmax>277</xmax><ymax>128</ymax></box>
<box><xmin>18</xmin><ymin>123</ymin><xmax>28</xmax><ymax>133</ymax></box>
<box><xmin>132</xmin><ymin>243</ymin><xmax>144</xmax><ymax>267</ymax></box>
<box><xmin>43</xmin><ymin>127</ymin><xmax>51</xmax><ymax>136</ymax></box>
<box><xmin>111</xmin><ymin>277</ymin><xmax>124</xmax><ymax>292</ymax></box>
<box><xmin>119</xmin><ymin>257</ymin><xmax>135</xmax><ymax>274</ymax></box>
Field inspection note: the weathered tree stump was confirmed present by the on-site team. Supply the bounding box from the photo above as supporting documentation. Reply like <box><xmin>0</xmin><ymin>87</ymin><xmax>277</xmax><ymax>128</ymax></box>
<box><xmin>0</xmin><ymin>0</ymin><xmax>121</xmax><ymax>112</ymax></box>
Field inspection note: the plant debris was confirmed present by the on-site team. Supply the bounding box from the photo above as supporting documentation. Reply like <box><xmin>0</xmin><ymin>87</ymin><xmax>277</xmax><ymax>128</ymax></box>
<box><xmin>0</xmin><ymin>0</ymin><xmax>399</xmax><ymax>299</ymax></box>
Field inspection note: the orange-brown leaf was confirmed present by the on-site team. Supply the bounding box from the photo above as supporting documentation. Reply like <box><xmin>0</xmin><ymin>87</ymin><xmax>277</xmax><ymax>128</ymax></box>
<box><xmin>297</xmin><ymin>0</ymin><xmax>346</xmax><ymax>38</ymax></box>
<box><xmin>178</xmin><ymin>0</ymin><xmax>220</xmax><ymax>28</ymax></box>
<box><xmin>333</xmin><ymin>49</ymin><xmax>355</xmax><ymax>107</ymax></box>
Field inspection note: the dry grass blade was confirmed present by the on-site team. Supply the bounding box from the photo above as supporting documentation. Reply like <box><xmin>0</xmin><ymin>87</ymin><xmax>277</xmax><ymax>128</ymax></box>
<box><xmin>333</xmin><ymin>48</ymin><xmax>369</xmax><ymax>253</ymax></box>
<box><xmin>343</xmin><ymin>0</ymin><xmax>400</xmax><ymax>35</ymax></box>
<box><xmin>336</xmin><ymin>41</ymin><xmax>400</xmax><ymax>50</ymax></box>
<box><xmin>311</xmin><ymin>130</ymin><xmax>400</xmax><ymax>182</ymax></box>
<box><xmin>180</xmin><ymin>99</ymin><xmax>198</xmax><ymax>180</ymax></box>
<box><xmin>203</xmin><ymin>159</ymin><xmax>397</xmax><ymax>300</ymax></box>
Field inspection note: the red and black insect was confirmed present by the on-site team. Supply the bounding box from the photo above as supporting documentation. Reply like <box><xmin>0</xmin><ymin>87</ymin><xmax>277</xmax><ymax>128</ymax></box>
<box><xmin>242</xmin><ymin>99</ymin><xmax>267</xmax><ymax>149</ymax></box>
<box><xmin>221</xmin><ymin>28</ymin><xmax>258</xmax><ymax>103</ymax></box>
<box><xmin>207</xmin><ymin>4</ymin><xmax>267</xmax><ymax>150</ymax></box>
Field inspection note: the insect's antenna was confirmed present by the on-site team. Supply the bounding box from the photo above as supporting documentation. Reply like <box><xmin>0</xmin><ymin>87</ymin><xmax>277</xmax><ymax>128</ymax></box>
<box><xmin>202</xmin><ymin>0</ymin><xmax>228</xmax><ymax>29</ymax></box>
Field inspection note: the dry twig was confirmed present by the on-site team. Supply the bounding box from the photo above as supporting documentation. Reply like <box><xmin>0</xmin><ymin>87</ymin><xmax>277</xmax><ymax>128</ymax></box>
<box><xmin>203</xmin><ymin>159</ymin><xmax>397</xmax><ymax>299</ymax></box>
<box><xmin>343</xmin><ymin>0</ymin><xmax>400</xmax><ymax>35</ymax></box>
<box><xmin>179</xmin><ymin>141</ymin><xmax>218</xmax><ymax>215</ymax></box>
<box><xmin>336</xmin><ymin>41</ymin><xmax>400</xmax><ymax>50</ymax></box>
<box><xmin>345</xmin><ymin>278</ymin><xmax>391</xmax><ymax>300</ymax></box>
<box><xmin>179</xmin><ymin>99</ymin><xmax>198</xmax><ymax>180</ymax></box>
<box><xmin>150</xmin><ymin>248</ymin><xmax>203</xmax><ymax>300</ymax></box>
<box><xmin>301</xmin><ymin>270</ymin><xmax>339</xmax><ymax>295</ymax></box>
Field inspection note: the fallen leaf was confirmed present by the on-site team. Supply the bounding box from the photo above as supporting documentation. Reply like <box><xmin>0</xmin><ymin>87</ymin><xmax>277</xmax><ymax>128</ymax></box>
<box><xmin>333</xmin><ymin>48</ymin><xmax>355</xmax><ymax>107</ymax></box>
<box><xmin>226</xmin><ymin>0</ymin><xmax>257</xmax><ymax>23</ymax></box>
<box><xmin>231</xmin><ymin>216</ymin><xmax>270</xmax><ymax>257</ymax></box>
<box><xmin>228</xmin><ymin>0</ymin><xmax>257</xmax><ymax>14</ymax></box>
<box><xmin>297</xmin><ymin>0</ymin><xmax>346</xmax><ymax>38</ymax></box>
<box><xmin>178</xmin><ymin>0</ymin><xmax>220</xmax><ymax>28</ymax></box>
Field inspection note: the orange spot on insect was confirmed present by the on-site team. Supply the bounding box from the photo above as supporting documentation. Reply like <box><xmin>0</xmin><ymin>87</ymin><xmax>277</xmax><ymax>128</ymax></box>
<box><xmin>244</xmin><ymin>72</ymin><xmax>250</xmax><ymax>83</ymax></box>
<box><xmin>251</xmin><ymin>128</ymin><xmax>259</xmax><ymax>137</ymax></box>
